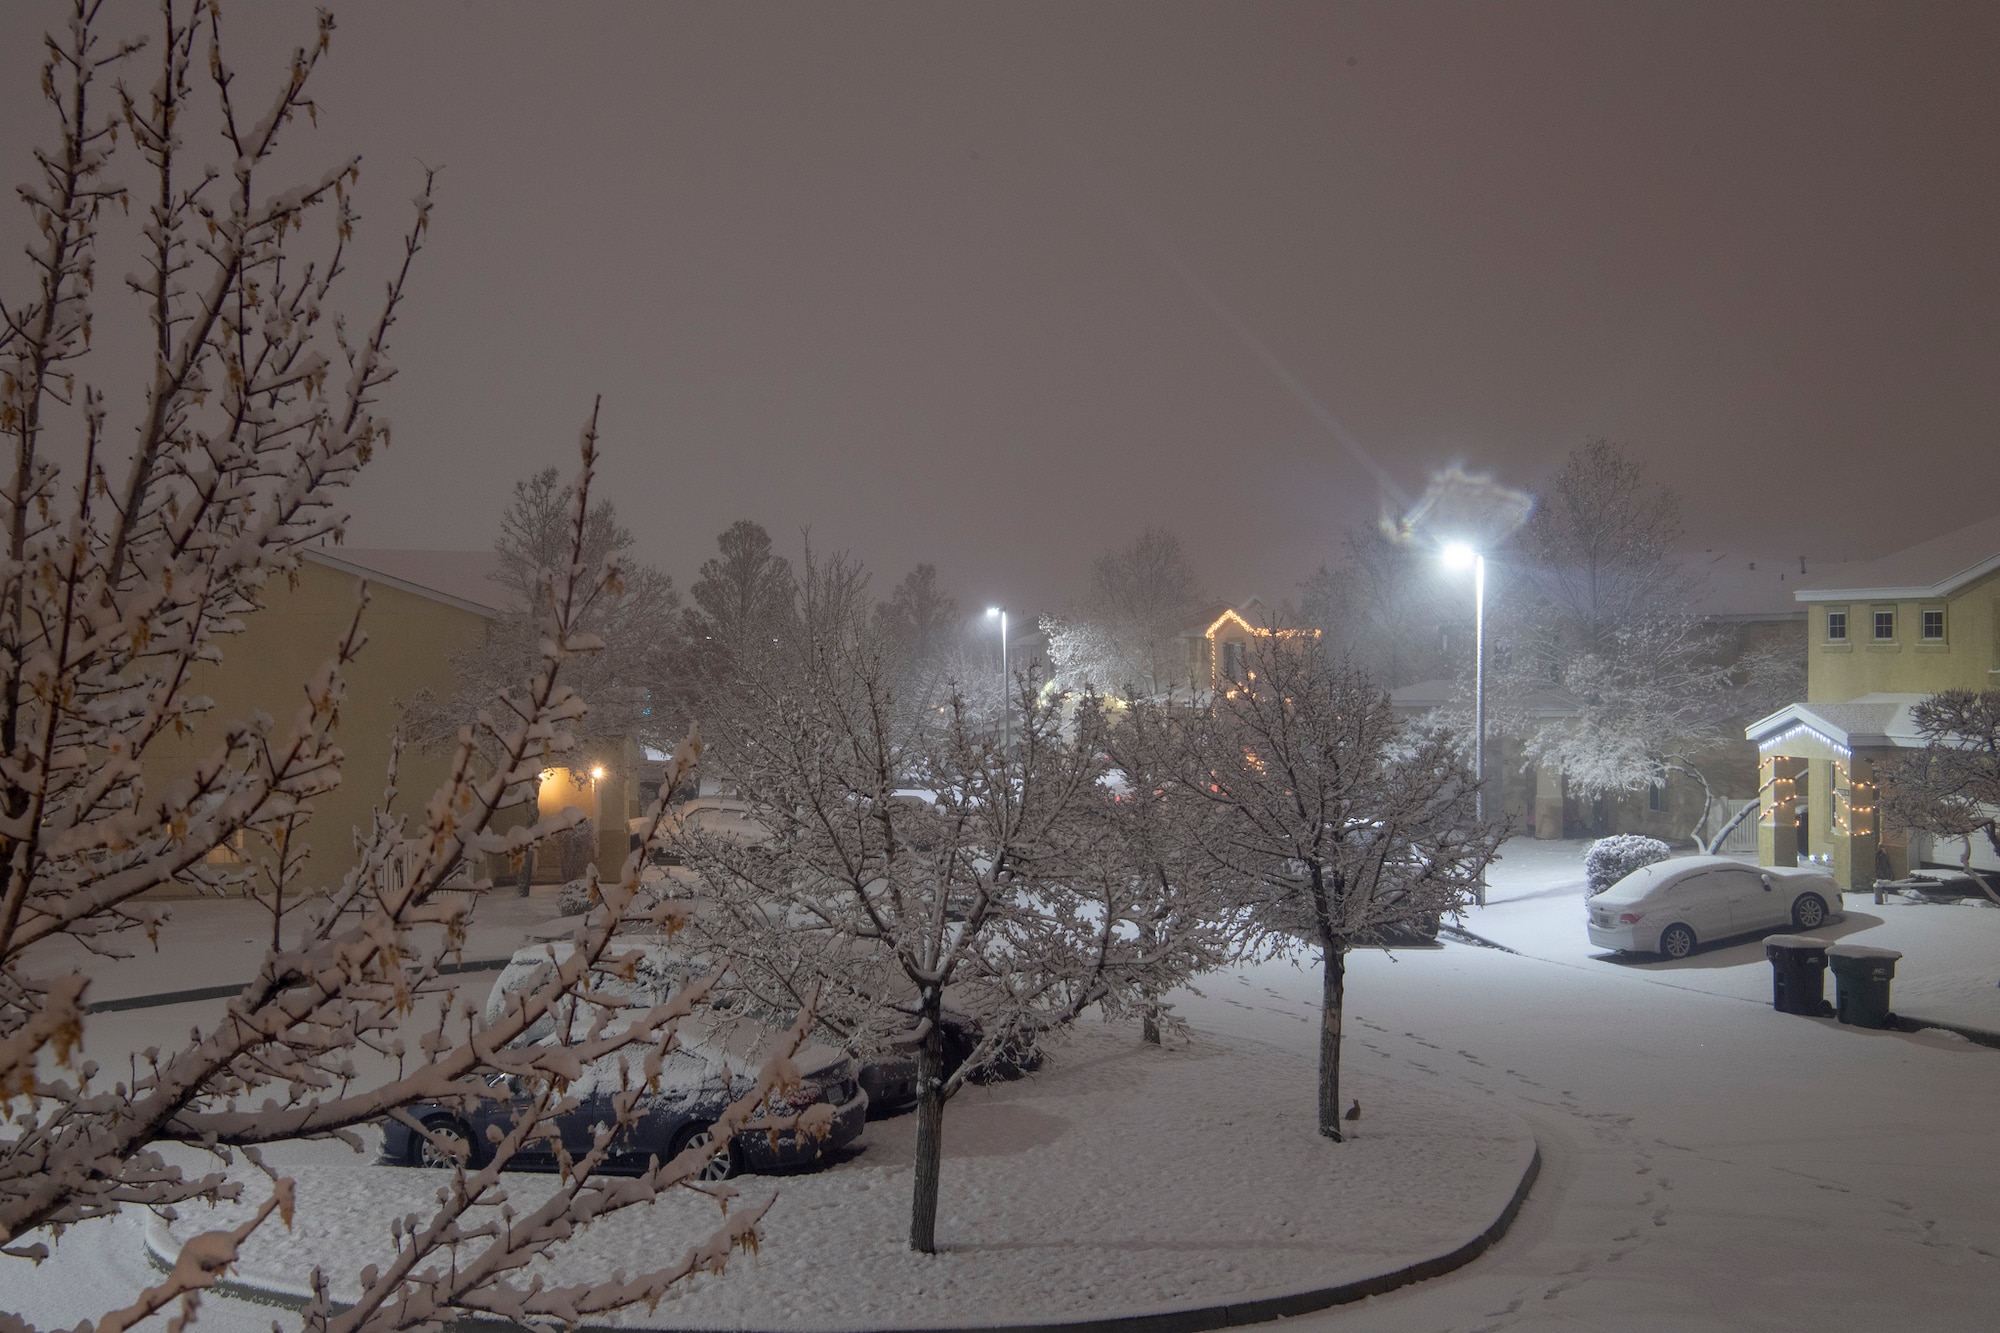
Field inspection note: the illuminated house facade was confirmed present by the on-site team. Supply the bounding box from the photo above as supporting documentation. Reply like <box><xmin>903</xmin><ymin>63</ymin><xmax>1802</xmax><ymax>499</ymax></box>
<box><xmin>1745</xmin><ymin>515</ymin><xmax>2000</xmax><ymax>889</ymax></box>
<box><xmin>1176</xmin><ymin>598</ymin><xmax>1323</xmax><ymax>695</ymax></box>
<box><xmin>144</xmin><ymin>547</ymin><xmax>638</xmax><ymax>893</ymax></box>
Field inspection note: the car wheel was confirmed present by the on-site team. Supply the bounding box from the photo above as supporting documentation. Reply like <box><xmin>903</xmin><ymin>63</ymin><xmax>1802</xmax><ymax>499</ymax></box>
<box><xmin>671</xmin><ymin>1122</ymin><xmax>740</xmax><ymax>1181</ymax></box>
<box><xmin>412</xmin><ymin>1117</ymin><xmax>474</xmax><ymax>1169</ymax></box>
<box><xmin>1658</xmin><ymin>923</ymin><xmax>1696</xmax><ymax>960</ymax></box>
<box><xmin>1791</xmin><ymin>893</ymin><xmax>1829</xmax><ymax>930</ymax></box>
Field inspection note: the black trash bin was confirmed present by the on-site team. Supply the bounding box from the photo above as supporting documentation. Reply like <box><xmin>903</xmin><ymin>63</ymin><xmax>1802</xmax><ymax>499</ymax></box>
<box><xmin>1764</xmin><ymin>934</ymin><xmax>1834</xmax><ymax>1016</ymax></box>
<box><xmin>1827</xmin><ymin>944</ymin><xmax>1903</xmax><ymax>1028</ymax></box>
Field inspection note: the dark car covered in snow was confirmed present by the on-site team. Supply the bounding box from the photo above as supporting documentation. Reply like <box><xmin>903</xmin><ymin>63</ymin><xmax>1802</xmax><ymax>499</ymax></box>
<box><xmin>380</xmin><ymin>942</ymin><xmax>866</xmax><ymax>1178</ymax></box>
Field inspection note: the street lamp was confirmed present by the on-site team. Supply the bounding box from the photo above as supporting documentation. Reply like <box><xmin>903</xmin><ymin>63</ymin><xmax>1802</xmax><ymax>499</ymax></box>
<box><xmin>1442</xmin><ymin>542</ymin><xmax>1487</xmax><ymax>906</ymax></box>
<box><xmin>986</xmin><ymin>606</ymin><xmax>1009</xmax><ymax>752</ymax></box>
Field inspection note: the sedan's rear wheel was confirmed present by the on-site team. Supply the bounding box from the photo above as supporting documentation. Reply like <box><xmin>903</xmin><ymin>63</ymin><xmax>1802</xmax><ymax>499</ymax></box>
<box><xmin>1791</xmin><ymin>893</ymin><xmax>1829</xmax><ymax>930</ymax></box>
<box><xmin>413</xmin><ymin>1117</ymin><xmax>473</xmax><ymax>1169</ymax></box>
<box><xmin>1658</xmin><ymin>923</ymin><xmax>1697</xmax><ymax>960</ymax></box>
<box><xmin>671</xmin><ymin>1122</ymin><xmax>740</xmax><ymax>1181</ymax></box>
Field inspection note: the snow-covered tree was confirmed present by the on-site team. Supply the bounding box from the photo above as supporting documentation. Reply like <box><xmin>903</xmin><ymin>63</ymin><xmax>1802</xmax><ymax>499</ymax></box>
<box><xmin>1297</xmin><ymin>527</ymin><xmax>1467</xmax><ymax>690</ymax></box>
<box><xmin>1502</xmin><ymin>441</ymin><xmax>1800</xmax><ymax>844</ymax></box>
<box><xmin>1183</xmin><ymin>631</ymin><xmax>1501</xmax><ymax>1140</ymax></box>
<box><xmin>1515</xmin><ymin>439</ymin><xmax>1693</xmax><ymax>661</ymax></box>
<box><xmin>661</xmin><ymin>518</ymin><xmax>794</xmax><ymax>734</ymax></box>
<box><xmin>678</xmin><ymin>551</ymin><xmax>1216</xmax><ymax>1252</ymax></box>
<box><xmin>1</xmin><ymin>9</ymin><xmax>804</xmax><ymax>1328</ymax></box>
<box><xmin>1044</xmin><ymin>529</ymin><xmax>1202</xmax><ymax>697</ymax></box>
<box><xmin>686</xmin><ymin>519</ymin><xmax>793</xmax><ymax>664</ymax></box>
<box><xmin>1096</xmin><ymin>697</ymin><xmax>1255</xmax><ymax>1044</ymax></box>
<box><xmin>401</xmin><ymin>464</ymin><xmax>681</xmax><ymax>760</ymax></box>
<box><xmin>874</xmin><ymin>563</ymin><xmax>960</xmax><ymax>670</ymax></box>
<box><xmin>1880</xmin><ymin>690</ymin><xmax>2000</xmax><ymax>903</ymax></box>
<box><xmin>1039</xmin><ymin>609</ymin><xmax>1124</xmax><ymax>697</ymax></box>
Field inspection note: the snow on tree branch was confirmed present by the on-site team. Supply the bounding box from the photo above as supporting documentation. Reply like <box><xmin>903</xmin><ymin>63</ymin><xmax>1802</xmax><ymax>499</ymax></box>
<box><xmin>3</xmin><ymin>8</ymin><xmax>807</xmax><ymax>1330</ymax></box>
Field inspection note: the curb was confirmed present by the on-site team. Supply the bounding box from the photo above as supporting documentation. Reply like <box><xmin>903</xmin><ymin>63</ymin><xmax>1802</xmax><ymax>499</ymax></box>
<box><xmin>86</xmin><ymin>957</ymin><xmax>513</xmax><ymax>1014</ymax></box>
<box><xmin>146</xmin><ymin>1142</ymin><xmax>1541</xmax><ymax>1333</ymax></box>
<box><xmin>1890</xmin><ymin>1013</ymin><xmax>2000</xmax><ymax>1051</ymax></box>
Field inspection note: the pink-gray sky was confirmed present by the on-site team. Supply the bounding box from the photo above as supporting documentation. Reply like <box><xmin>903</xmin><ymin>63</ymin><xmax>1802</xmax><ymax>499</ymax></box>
<box><xmin>5</xmin><ymin>1</ymin><xmax>1997</xmax><ymax>611</ymax></box>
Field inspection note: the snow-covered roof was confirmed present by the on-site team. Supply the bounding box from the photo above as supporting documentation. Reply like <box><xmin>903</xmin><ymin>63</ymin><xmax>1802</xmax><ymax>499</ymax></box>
<box><xmin>301</xmin><ymin>547</ymin><xmax>508</xmax><ymax>618</ymax></box>
<box><xmin>1180</xmin><ymin>598</ymin><xmax>1273</xmax><ymax>637</ymax></box>
<box><xmin>1744</xmin><ymin>692</ymin><xmax>1931</xmax><ymax>752</ymax></box>
<box><xmin>1789</xmin><ymin>513</ymin><xmax>2000</xmax><ymax>603</ymax></box>
<box><xmin>1684</xmin><ymin>551</ymin><xmax>1836</xmax><ymax>620</ymax></box>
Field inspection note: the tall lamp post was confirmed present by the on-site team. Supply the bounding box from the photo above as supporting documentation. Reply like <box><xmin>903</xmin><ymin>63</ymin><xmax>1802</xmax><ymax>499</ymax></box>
<box><xmin>1442</xmin><ymin>542</ymin><xmax>1487</xmax><ymax>906</ymax></box>
<box><xmin>986</xmin><ymin>606</ymin><xmax>1009</xmax><ymax>752</ymax></box>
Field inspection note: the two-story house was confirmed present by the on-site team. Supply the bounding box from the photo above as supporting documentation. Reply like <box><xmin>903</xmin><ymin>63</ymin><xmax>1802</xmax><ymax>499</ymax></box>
<box><xmin>1745</xmin><ymin>515</ymin><xmax>2000</xmax><ymax>890</ymax></box>
<box><xmin>144</xmin><ymin>546</ymin><xmax>642</xmax><ymax>894</ymax></box>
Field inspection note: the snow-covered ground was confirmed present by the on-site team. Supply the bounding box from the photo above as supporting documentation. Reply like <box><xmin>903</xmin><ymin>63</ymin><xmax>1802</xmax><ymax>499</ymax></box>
<box><xmin>33</xmin><ymin>888</ymin><xmax>560</xmax><ymax>1008</ymax></box>
<box><xmin>9</xmin><ymin>838</ymin><xmax>2000</xmax><ymax>1332</ymax></box>
<box><xmin>130</xmin><ymin>1022</ymin><xmax>1529</xmax><ymax>1331</ymax></box>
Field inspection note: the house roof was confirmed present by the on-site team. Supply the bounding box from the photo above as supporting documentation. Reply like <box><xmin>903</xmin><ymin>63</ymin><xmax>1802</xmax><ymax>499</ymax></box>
<box><xmin>1744</xmin><ymin>692</ymin><xmax>1931</xmax><ymax>753</ymax></box>
<box><xmin>1685</xmin><ymin>551</ymin><xmax>1841</xmax><ymax>620</ymax></box>
<box><xmin>1180</xmin><ymin>598</ymin><xmax>1273</xmax><ymax>638</ymax></box>
<box><xmin>302</xmin><ymin>547</ymin><xmax>508</xmax><ymax>618</ymax></box>
<box><xmin>1789</xmin><ymin>513</ymin><xmax>2000</xmax><ymax>603</ymax></box>
<box><xmin>1388</xmin><ymin>677</ymin><xmax>1579</xmax><ymax>718</ymax></box>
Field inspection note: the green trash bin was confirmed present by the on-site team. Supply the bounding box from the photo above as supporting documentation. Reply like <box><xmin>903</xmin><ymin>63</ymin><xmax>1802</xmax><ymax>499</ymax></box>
<box><xmin>1827</xmin><ymin>944</ymin><xmax>1902</xmax><ymax>1028</ymax></box>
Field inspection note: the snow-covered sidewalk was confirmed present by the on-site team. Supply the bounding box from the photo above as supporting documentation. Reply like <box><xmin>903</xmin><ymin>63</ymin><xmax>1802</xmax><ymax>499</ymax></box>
<box><xmin>142</xmin><ymin>1021</ymin><xmax>1533</xmax><ymax>1331</ymax></box>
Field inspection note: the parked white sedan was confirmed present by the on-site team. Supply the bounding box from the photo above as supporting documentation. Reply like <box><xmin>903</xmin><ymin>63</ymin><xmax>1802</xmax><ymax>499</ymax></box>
<box><xmin>1585</xmin><ymin>855</ymin><xmax>1841</xmax><ymax>960</ymax></box>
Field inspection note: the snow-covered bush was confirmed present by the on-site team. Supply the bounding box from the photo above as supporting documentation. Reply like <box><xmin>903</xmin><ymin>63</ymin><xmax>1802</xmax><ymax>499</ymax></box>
<box><xmin>1585</xmin><ymin>835</ymin><xmax>1672</xmax><ymax>895</ymax></box>
<box><xmin>557</xmin><ymin>877</ymin><xmax>595</xmax><ymax>916</ymax></box>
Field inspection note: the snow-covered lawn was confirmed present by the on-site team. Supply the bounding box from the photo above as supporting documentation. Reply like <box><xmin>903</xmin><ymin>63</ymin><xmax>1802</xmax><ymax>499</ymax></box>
<box><xmin>1468</xmin><ymin>838</ymin><xmax>2000</xmax><ymax>1033</ymax></box>
<box><xmin>145</xmin><ymin>1020</ymin><xmax>1532</xmax><ymax>1330</ymax></box>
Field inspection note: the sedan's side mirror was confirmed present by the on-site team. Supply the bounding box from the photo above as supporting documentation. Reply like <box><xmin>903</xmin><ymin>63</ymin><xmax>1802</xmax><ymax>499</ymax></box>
<box><xmin>1760</xmin><ymin>875</ymin><xmax>1773</xmax><ymax>890</ymax></box>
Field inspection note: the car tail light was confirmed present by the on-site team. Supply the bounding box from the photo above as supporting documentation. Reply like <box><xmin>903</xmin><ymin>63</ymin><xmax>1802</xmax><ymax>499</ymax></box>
<box><xmin>1618</xmin><ymin>911</ymin><xmax>1647</xmax><ymax>925</ymax></box>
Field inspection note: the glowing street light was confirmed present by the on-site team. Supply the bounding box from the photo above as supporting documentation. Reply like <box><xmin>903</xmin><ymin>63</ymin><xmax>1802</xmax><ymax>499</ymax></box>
<box><xmin>1443</xmin><ymin>542</ymin><xmax>1487</xmax><ymax>907</ymax></box>
<box><xmin>986</xmin><ymin>606</ymin><xmax>1009</xmax><ymax>752</ymax></box>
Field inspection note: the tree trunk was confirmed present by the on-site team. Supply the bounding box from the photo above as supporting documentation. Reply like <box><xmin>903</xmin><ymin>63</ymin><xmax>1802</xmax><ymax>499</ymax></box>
<box><xmin>1139</xmin><ymin>922</ymin><xmax>1161</xmax><ymax>1045</ymax></box>
<box><xmin>1318</xmin><ymin>936</ymin><xmax>1346</xmax><ymax>1141</ymax></box>
<box><xmin>909</xmin><ymin>998</ymin><xmax>947</xmax><ymax>1253</ymax></box>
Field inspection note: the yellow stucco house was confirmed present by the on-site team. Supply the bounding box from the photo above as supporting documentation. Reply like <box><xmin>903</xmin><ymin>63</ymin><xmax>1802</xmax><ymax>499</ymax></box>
<box><xmin>1746</xmin><ymin>515</ymin><xmax>2000</xmax><ymax>890</ymax></box>
<box><xmin>145</xmin><ymin>547</ymin><xmax>640</xmax><ymax>896</ymax></box>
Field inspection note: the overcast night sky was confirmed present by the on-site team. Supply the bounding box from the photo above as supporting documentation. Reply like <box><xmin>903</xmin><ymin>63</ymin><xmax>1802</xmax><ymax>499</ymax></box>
<box><xmin>4</xmin><ymin>1</ymin><xmax>1997</xmax><ymax>611</ymax></box>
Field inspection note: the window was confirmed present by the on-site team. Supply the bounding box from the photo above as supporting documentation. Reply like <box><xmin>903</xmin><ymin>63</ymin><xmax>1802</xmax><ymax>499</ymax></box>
<box><xmin>1826</xmin><ymin>610</ymin><xmax>1847</xmax><ymax>641</ymax></box>
<box><xmin>1221</xmin><ymin>640</ymin><xmax>1245</xmax><ymax>682</ymax></box>
<box><xmin>1921</xmin><ymin>608</ymin><xmax>1945</xmax><ymax>641</ymax></box>
<box><xmin>1873</xmin><ymin>609</ymin><xmax>1895</xmax><ymax>641</ymax></box>
<box><xmin>1647</xmin><ymin>780</ymin><xmax>1663</xmax><ymax>812</ymax></box>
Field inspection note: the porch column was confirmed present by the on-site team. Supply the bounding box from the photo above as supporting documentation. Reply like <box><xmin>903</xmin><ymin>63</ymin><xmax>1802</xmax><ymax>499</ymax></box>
<box><xmin>1806</xmin><ymin>759</ymin><xmax>1834</xmax><ymax>865</ymax></box>
<box><xmin>1533</xmin><ymin>763</ymin><xmax>1563</xmax><ymax>840</ymax></box>
<box><xmin>1830</xmin><ymin>756</ymin><xmax>1880</xmax><ymax>894</ymax></box>
<box><xmin>1758</xmin><ymin>755</ymin><xmax>1803</xmax><ymax>867</ymax></box>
